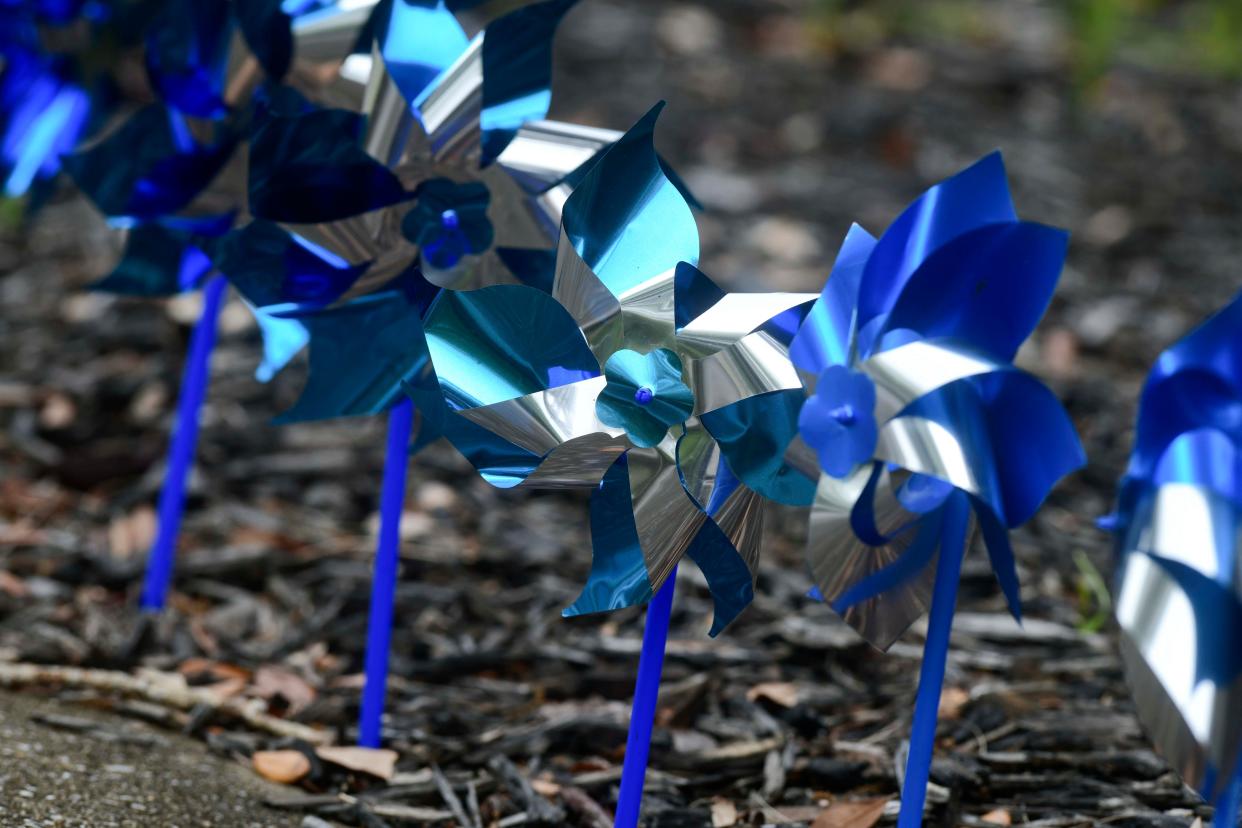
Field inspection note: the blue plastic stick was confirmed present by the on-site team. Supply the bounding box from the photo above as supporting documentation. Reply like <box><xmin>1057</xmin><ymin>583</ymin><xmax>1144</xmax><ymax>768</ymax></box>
<box><xmin>898</xmin><ymin>495</ymin><xmax>970</xmax><ymax>828</ymax></box>
<box><xmin>358</xmin><ymin>396</ymin><xmax>414</xmax><ymax>748</ymax></box>
<box><xmin>1219</xmin><ymin>768</ymin><xmax>1241</xmax><ymax>828</ymax></box>
<box><xmin>139</xmin><ymin>274</ymin><xmax>228</xmax><ymax>611</ymax></box>
<box><xmin>613</xmin><ymin>565</ymin><xmax>677</xmax><ymax>828</ymax></box>
<box><xmin>614</xmin><ymin>461</ymin><xmax>742</xmax><ymax>826</ymax></box>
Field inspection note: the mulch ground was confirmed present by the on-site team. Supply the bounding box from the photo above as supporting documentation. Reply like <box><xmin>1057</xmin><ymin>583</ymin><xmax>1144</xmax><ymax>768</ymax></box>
<box><xmin>2</xmin><ymin>1</ymin><xmax>1240</xmax><ymax>826</ymax></box>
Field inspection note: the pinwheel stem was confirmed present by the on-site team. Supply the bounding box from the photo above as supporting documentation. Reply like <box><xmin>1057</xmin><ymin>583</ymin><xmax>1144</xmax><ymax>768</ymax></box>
<box><xmin>898</xmin><ymin>494</ymin><xmax>970</xmax><ymax>828</ymax></box>
<box><xmin>1219</xmin><ymin>770</ymin><xmax>1241</xmax><ymax>828</ymax></box>
<box><xmin>358</xmin><ymin>397</ymin><xmax>414</xmax><ymax>748</ymax></box>
<box><xmin>139</xmin><ymin>274</ymin><xmax>228</xmax><ymax>612</ymax></box>
<box><xmin>614</xmin><ymin>567</ymin><xmax>677</xmax><ymax>828</ymax></box>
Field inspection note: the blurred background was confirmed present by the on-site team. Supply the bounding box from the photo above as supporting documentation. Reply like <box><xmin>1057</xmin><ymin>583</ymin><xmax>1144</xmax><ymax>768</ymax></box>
<box><xmin>2</xmin><ymin>1</ymin><xmax>1241</xmax><ymax>825</ymax></box>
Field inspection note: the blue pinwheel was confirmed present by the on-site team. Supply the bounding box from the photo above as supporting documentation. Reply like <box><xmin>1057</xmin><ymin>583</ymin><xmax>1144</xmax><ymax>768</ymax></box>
<box><xmin>241</xmin><ymin>0</ymin><xmax>615</xmax><ymax>296</ymax></box>
<box><xmin>1103</xmin><ymin>292</ymin><xmax>1242</xmax><ymax>823</ymax></box>
<box><xmin>422</xmin><ymin>104</ymin><xmax>815</xmax><ymax>633</ymax></box>
<box><xmin>220</xmin><ymin>0</ymin><xmax>622</xmax><ymax>428</ymax></box>
<box><xmin>57</xmin><ymin>0</ymin><xmax>380</xmax><ymax>614</ymax></box>
<box><xmin>774</xmin><ymin>153</ymin><xmax>1084</xmax><ymax>826</ymax></box>
<box><xmin>0</xmin><ymin>16</ymin><xmax>94</xmax><ymax>199</ymax></box>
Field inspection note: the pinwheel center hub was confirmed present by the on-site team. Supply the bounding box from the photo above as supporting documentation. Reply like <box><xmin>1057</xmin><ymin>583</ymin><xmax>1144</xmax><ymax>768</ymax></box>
<box><xmin>797</xmin><ymin>365</ymin><xmax>880</xmax><ymax>479</ymax></box>
<box><xmin>596</xmin><ymin>349</ymin><xmax>695</xmax><ymax>449</ymax></box>
<box><xmin>830</xmin><ymin>404</ymin><xmax>856</xmax><ymax>425</ymax></box>
<box><xmin>402</xmin><ymin>178</ymin><xmax>494</xmax><ymax>271</ymax></box>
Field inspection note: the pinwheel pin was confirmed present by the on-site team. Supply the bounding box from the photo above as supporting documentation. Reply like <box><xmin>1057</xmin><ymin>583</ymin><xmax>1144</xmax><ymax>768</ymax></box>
<box><xmin>1103</xmin><ymin>292</ymin><xmax>1242</xmax><ymax>826</ymax></box>
<box><xmin>780</xmin><ymin>153</ymin><xmax>1084</xmax><ymax>826</ymax></box>
<box><xmin>424</xmin><ymin>103</ymin><xmax>815</xmax><ymax>824</ymax></box>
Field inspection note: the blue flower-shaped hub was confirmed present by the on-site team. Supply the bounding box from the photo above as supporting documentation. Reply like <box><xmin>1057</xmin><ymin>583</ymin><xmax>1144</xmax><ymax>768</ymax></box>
<box><xmin>799</xmin><ymin>364</ymin><xmax>878</xmax><ymax>478</ymax></box>
<box><xmin>596</xmin><ymin>348</ymin><xmax>694</xmax><ymax>448</ymax></box>
<box><xmin>401</xmin><ymin>177</ymin><xmax>494</xmax><ymax>270</ymax></box>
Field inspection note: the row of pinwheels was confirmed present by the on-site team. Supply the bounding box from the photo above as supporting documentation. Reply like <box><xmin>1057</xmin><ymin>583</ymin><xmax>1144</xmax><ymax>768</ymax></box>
<box><xmin>3</xmin><ymin>0</ymin><xmax>1238</xmax><ymax>825</ymax></box>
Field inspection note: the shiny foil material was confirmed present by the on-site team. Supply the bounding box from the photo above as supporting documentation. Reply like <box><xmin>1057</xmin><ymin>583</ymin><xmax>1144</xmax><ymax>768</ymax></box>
<box><xmin>1105</xmin><ymin>293</ymin><xmax>1242</xmax><ymax>808</ymax></box>
<box><xmin>249</xmin><ymin>0</ymin><xmax>611</xmax><ymax>294</ymax></box>
<box><xmin>424</xmin><ymin>104</ymin><xmax>816</xmax><ymax>633</ymax></box>
<box><xmin>227</xmin><ymin>0</ymin><xmax>625</xmax><ymax>425</ymax></box>
<box><xmin>64</xmin><ymin>1</ymin><xmax>378</xmax><ymax>380</ymax></box>
<box><xmin>783</xmin><ymin>153</ymin><xmax>1084</xmax><ymax>648</ymax></box>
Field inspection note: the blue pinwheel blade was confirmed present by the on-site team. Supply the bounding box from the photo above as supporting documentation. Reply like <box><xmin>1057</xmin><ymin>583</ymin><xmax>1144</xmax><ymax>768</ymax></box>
<box><xmin>247</xmin><ymin>95</ymin><xmax>409</xmax><ymax>223</ymax></box>
<box><xmin>144</xmin><ymin>0</ymin><xmax>233</xmax><ymax>119</ymax></box>
<box><xmin>424</xmin><ymin>284</ymin><xmax>599</xmax><ymax>410</ymax></box>
<box><xmin>561</xmin><ymin>101</ymin><xmax>699</xmax><ymax>297</ymax></box>
<box><xmin>373</xmin><ymin>0</ymin><xmax>469</xmax><ymax>107</ymax></box>
<box><xmin>478</xmin><ymin>0</ymin><xmax>578</xmax><ymax>165</ymax></box>
<box><xmin>898</xmin><ymin>367</ymin><xmax>1085</xmax><ymax>528</ymax></box>
<box><xmin>788</xmin><ymin>223</ymin><xmax>876</xmax><ymax>375</ymax></box>
<box><xmin>1128</xmin><ymin>291</ymin><xmax>1242</xmax><ymax>485</ymax></box>
<box><xmin>91</xmin><ymin>224</ymin><xmax>214</xmax><ymax>296</ymax></box>
<box><xmin>274</xmin><ymin>289</ymin><xmax>438</xmax><ymax>425</ymax></box>
<box><xmin>252</xmin><ymin>305</ymin><xmax>310</xmax><ymax>383</ymax></box>
<box><xmin>0</xmin><ymin>49</ymin><xmax>92</xmax><ymax>197</ymax></box>
<box><xmin>564</xmin><ymin>453</ymin><xmax>655</xmax><ymax>616</ymax></box>
<box><xmin>874</xmin><ymin>221</ymin><xmax>1069</xmax><ymax>363</ymax></box>
<box><xmin>701</xmin><ymin>389</ymin><xmax>817</xmax><ymax>506</ymax></box>
<box><xmin>234</xmin><ymin>0</ymin><xmax>294</xmax><ymax>81</ymax></box>
<box><xmin>63</xmin><ymin>104</ymin><xmax>236</xmax><ymax>221</ymax></box>
<box><xmin>855</xmin><ymin>151</ymin><xmax>1018</xmax><ymax>356</ymax></box>
<box><xmin>213</xmin><ymin>219</ymin><xmax>369</xmax><ymax>309</ymax></box>
<box><xmin>673</xmin><ymin>262</ymin><xmax>726</xmax><ymax>332</ymax></box>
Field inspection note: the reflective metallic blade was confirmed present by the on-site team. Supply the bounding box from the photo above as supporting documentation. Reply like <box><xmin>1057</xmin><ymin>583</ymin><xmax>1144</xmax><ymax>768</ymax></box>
<box><xmin>677</xmin><ymin>292</ymin><xmax>817</xmax><ymax>359</ymax></box>
<box><xmin>688</xmin><ymin>328</ymin><xmax>807</xmax><ymax>417</ymax></box>
<box><xmin>495</xmin><ymin>119</ymin><xmax>619</xmax><ymax>193</ymax></box>
<box><xmin>874</xmin><ymin>415</ymin><xmax>986</xmax><ymax>499</ymax></box>
<box><xmin>1116</xmin><ymin>483</ymin><xmax>1242</xmax><ymax>802</ymax></box>
<box><xmin>456</xmin><ymin>376</ymin><xmax>618</xmax><ymax>457</ymax></box>
<box><xmin>807</xmin><ymin>467</ymin><xmax>938</xmax><ymax>649</ymax></box>
<box><xmin>628</xmin><ymin>435</ymin><xmax>706</xmax><ymax>593</ymax></box>
<box><xmin>861</xmin><ymin>339</ymin><xmax>1000</xmax><ymax>422</ymax></box>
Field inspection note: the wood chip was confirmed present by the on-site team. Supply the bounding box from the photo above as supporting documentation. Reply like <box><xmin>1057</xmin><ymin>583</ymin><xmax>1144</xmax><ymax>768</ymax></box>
<box><xmin>747</xmin><ymin>681</ymin><xmax>799</xmax><ymax>709</ymax></box>
<box><xmin>710</xmin><ymin>797</ymin><xmax>738</xmax><ymax>827</ymax></box>
<box><xmin>253</xmin><ymin>750</ymin><xmax>311</xmax><ymax>784</ymax></box>
<box><xmin>981</xmin><ymin>808</ymin><xmax>1012</xmax><ymax>826</ymax></box>
<box><xmin>315</xmin><ymin>746</ymin><xmax>398</xmax><ymax>780</ymax></box>
<box><xmin>939</xmin><ymin>686</ymin><xmax>970</xmax><ymax>719</ymax></box>
<box><xmin>811</xmin><ymin>798</ymin><xmax>889</xmax><ymax>828</ymax></box>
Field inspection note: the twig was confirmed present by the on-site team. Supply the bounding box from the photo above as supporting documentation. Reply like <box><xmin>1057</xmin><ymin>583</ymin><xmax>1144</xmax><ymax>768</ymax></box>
<box><xmin>0</xmin><ymin>662</ymin><xmax>332</xmax><ymax>745</ymax></box>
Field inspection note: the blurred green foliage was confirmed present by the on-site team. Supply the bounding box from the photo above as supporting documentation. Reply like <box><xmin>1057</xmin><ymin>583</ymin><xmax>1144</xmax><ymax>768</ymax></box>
<box><xmin>812</xmin><ymin>0</ymin><xmax>1242</xmax><ymax>87</ymax></box>
<box><xmin>0</xmin><ymin>197</ymin><xmax>24</xmax><ymax>232</ymax></box>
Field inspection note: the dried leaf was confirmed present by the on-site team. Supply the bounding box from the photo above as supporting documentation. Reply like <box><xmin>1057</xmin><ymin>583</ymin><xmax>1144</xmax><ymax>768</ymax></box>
<box><xmin>253</xmin><ymin>750</ymin><xmax>311</xmax><ymax>785</ymax></box>
<box><xmin>531</xmin><ymin>778</ymin><xmax>561</xmax><ymax>797</ymax></box>
<box><xmin>811</xmin><ymin>798</ymin><xmax>888</xmax><ymax>828</ymax></box>
<box><xmin>939</xmin><ymin>686</ymin><xmax>970</xmax><ymax>719</ymax></box>
<box><xmin>316</xmin><ymin>746</ymin><xmax>398</xmax><ymax>780</ymax></box>
<box><xmin>746</xmin><ymin>682</ymin><xmax>799</xmax><ymax>708</ymax></box>
<box><xmin>177</xmin><ymin>658</ymin><xmax>250</xmax><ymax>683</ymax></box>
<box><xmin>710</xmin><ymin>797</ymin><xmax>738</xmax><ymax>827</ymax></box>
<box><xmin>252</xmin><ymin>666</ymin><xmax>316</xmax><ymax>715</ymax></box>
<box><xmin>981</xmin><ymin>809</ymin><xmax>1012</xmax><ymax>826</ymax></box>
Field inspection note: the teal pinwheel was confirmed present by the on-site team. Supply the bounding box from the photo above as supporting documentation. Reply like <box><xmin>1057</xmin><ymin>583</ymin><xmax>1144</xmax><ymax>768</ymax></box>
<box><xmin>422</xmin><ymin>105</ymin><xmax>815</xmax><ymax>632</ymax></box>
